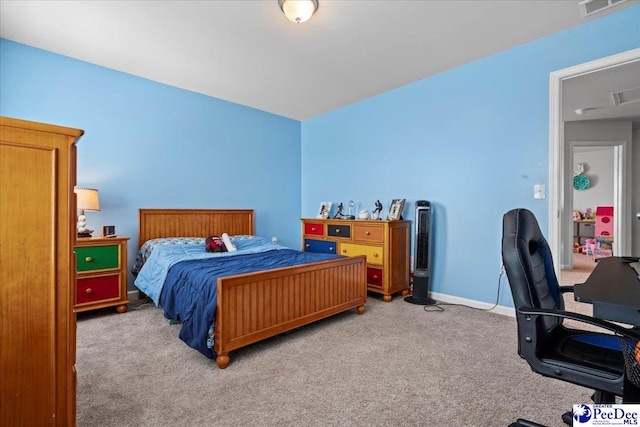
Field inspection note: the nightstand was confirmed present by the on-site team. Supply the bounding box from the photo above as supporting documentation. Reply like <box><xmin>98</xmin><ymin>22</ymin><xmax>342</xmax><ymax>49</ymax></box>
<box><xmin>75</xmin><ymin>236</ymin><xmax>130</xmax><ymax>313</ymax></box>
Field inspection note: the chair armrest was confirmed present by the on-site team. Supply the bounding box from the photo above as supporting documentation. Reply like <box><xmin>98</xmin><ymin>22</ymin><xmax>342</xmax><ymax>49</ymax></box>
<box><xmin>559</xmin><ymin>285</ymin><xmax>574</xmax><ymax>294</ymax></box>
<box><xmin>517</xmin><ymin>307</ymin><xmax>640</xmax><ymax>340</ymax></box>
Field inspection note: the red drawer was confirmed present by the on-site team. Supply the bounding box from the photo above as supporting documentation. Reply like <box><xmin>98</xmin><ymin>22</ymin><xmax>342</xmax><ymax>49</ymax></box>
<box><xmin>76</xmin><ymin>275</ymin><xmax>120</xmax><ymax>304</ymax></box>
<box><xmin>367</xmin><ymin>267</ymin><xmax>383</xmax><ymax>288</ymax></box>
<box><xmin>304</xmin><ymin>222</ymin><xmax>324</xmax><ymax>236</ymax></box>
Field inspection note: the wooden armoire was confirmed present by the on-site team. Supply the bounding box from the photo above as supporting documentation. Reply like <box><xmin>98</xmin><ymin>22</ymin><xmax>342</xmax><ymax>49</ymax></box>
<box><xmin>1</xmin><ymin>117</ymin><xmax>83</xmax><ymax>426</ymax></box>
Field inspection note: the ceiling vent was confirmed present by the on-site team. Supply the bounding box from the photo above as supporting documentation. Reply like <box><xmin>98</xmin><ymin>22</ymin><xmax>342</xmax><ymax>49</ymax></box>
<box><xmin>579</xmin><ymin>0</ymin><xmax>627</xmax><ymax>17</ymax></box>
<box><xmin>611</xmin><ymin>86</ymin><xmax>640</xmax><ymax>106</ymax></box>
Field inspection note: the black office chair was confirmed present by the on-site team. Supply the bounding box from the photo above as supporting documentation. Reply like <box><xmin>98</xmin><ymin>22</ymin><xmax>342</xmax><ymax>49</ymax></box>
<box><xmin>501</xmin><ymin>208</ymin><xmax>640</xmax><ymax>426</ymax></box>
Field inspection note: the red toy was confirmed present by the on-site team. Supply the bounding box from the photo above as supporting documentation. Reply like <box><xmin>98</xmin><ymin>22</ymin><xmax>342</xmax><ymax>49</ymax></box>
<box><xmin>205</xmin><ymin>235</ymin><xmax>228</xmax><ymax>252</ymax></box>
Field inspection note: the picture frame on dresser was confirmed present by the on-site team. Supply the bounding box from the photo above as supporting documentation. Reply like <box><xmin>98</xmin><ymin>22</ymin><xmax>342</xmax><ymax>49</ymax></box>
<box><xmin>317</xmin><ymin>201</ymin><xmax>332</xmax><ymax>219</ymax></box>
<box><xmin>102</xmin><ymin>225</ymin><xmax>116</xmax><ymax>237</ymax></box>
<box><xmin>387</xmin><ymin>199</ymin><xmax>405</xmax><ymax>220</ymax></box>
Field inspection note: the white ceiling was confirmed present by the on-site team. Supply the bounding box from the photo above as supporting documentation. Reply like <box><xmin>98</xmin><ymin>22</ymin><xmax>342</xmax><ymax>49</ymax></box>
<box><xmin>1</xmin><ymin>0</ymin><xmax>639</xmax><ymax>121</ymax></box>
<box><xmin>562</xmin><ymin>59</ymin><xmax>640</xmax><ymax>124</ymax></box>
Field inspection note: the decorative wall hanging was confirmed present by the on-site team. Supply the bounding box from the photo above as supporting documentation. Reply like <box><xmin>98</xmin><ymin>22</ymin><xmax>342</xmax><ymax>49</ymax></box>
<box><xmin>572</xmin><ymin>162</ymin><xmax>591</xmax><ymax>190</ymax></box>
<box><xmin>573</xmin><ymin>174</ymin><xmax>590</xmax><ymax>190</ymax></box>
<box><xmin>573</xmin><ymin>163</ymin><xmax>584</xmax><ymax>177</ymax></box>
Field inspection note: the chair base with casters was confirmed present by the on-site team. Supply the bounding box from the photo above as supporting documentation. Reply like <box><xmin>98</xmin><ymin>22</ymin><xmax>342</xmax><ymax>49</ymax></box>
<box><xmin>501</xmin><ymin>208</ymin><xmax>640</xmax><ymax>427</ymax></box>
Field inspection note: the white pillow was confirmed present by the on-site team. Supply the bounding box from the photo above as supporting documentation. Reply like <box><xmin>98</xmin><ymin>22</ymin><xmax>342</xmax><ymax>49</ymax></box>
<box><xmin>221</xmin><ymin>233</ymin><xmax>237</xmax><ymax>252</ymax></box>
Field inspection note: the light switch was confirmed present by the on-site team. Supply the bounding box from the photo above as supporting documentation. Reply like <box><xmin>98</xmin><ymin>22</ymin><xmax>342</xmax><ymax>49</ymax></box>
<box><xmin>534</xmin><ymin>184</ymin><xmax>545</xmax><ymax>200</ymax></box>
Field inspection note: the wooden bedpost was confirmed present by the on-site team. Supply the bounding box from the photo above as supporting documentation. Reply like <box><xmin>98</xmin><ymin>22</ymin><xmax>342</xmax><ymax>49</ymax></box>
<box><xmin>216</xmin><ymin>354</ymin><xmax>230</xmax><ymax>369</ymax></box>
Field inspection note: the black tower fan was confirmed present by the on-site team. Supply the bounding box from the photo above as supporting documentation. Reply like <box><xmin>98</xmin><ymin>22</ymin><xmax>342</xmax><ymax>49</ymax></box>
<box><xmin>405</xmin><ymin>200</ymin><xmax>436</xmax><ymax>305</ymax></box>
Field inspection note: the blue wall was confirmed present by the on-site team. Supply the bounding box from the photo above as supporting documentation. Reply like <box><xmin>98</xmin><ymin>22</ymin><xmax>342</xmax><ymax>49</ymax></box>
<box><xmin>0</xmin><ymin>39</ymin><xmax>302</xmax><ymax>289</ymax></box>
<box><xmin>301</xmin><ymin>6</ymin><xmax>640</xmax><ymax>306</ymax></box>
<box><xmin>1</xmin><ymin>5</ymin><xmax>639</xmax><ymax>304</ymax></box>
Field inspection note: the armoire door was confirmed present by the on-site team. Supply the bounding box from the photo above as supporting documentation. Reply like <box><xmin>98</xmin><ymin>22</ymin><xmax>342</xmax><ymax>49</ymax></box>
<box><xmin>1</xmin><ymin>117</ymin><xmax>83</xmax><ymax>426</ymax></box>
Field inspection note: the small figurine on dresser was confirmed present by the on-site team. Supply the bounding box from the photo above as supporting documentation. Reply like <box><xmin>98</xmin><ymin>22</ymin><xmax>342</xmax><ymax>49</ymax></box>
<box><xmin>333</xmin><ymin>203</ymin><xmax>345</xmax><ymax>219</ymax></box>
<box><xmin>345</xmin><ymin>200</ymin><xmax>356</xmax><ymax>219</ymax></box>
<box><xmin>372</xmin><ymin>200</ymin><xmax>383</xmax><ymax>220</ymax></box>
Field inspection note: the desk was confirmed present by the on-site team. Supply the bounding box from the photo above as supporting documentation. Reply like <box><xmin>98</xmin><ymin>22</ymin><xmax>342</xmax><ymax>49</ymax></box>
<box><xmin>574</xmin><ymin>257</ymin><xmax>640</xmax><ymax>326</ymax></box>
<box><xmin>574</xmin><ymin>256</ymin><xmax>640</xmax><ymax>403</ymax></box>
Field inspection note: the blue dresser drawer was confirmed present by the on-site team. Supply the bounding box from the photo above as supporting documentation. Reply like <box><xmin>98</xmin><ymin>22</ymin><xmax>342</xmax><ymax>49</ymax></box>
<box><xmin>304</xmin><ymin>239</ymin><xmax>337</xmax><ymax>254</ymax></box>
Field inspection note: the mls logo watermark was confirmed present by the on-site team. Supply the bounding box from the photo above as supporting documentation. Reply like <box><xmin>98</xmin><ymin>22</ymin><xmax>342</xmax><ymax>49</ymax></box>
<box><xmin>573</xmin><ymin>404</ymin><xmax>640</xmax><ymax>426</ymax></box>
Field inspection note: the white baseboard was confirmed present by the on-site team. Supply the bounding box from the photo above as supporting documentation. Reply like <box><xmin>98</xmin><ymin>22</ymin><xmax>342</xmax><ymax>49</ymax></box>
<box><xmin>126</xmin><ymin>288</ymin><xmax>514</xmax><ymax>316</ymax></box>
<box><xmin>430</xmin><ymin>291</ymin><xmax>515</xmax><ymax>318</ymax></box>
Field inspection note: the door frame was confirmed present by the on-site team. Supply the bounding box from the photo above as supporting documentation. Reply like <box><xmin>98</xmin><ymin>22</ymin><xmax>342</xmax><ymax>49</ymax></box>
<box><xmin>549</xmin><ymin>48</ymin><xmax>639</xmax><ymax>267</ymax></box>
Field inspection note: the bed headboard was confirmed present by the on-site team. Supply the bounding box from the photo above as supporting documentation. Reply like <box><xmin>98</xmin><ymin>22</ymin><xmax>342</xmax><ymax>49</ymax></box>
<box><xmin>138</xmin><ymin>209</ymin><xmax>254</xmax><ymax>248</ymax></box>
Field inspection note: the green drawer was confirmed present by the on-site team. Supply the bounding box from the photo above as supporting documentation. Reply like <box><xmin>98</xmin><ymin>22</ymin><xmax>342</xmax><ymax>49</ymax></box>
<box><xmin>76</xmin><ymin>245</ymin><xmax>119</xmax><ymax>272</ymax></box>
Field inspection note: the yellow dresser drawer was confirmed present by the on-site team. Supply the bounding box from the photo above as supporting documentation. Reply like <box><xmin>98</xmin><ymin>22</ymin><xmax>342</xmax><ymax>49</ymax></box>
<box><xmin>339</xmin><ymin>242</ymin><xmax>383</xmax><ymax>265</ymax></box>
<box><xmin>353</xmin><ymin>223</ymin><xmax>384</xmax><ymax>242</ymax></box>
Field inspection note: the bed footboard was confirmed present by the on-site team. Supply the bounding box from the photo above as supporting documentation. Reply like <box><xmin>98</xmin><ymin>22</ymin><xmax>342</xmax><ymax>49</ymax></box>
<box><xmin>214</xmin><ymin>255</ymin><xmax>366</xmax><ymax>368</ymax></box>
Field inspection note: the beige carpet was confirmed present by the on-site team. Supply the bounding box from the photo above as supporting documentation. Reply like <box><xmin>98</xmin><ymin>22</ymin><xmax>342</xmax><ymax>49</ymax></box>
<box><xmin>559</xmin><ymin>253</ymin><xmax>595</xmax><ymax>287</ymax></box>
<box><xmin>76</xmin><ymin>295</ymin><xmax>594</xmax><ymax>427</ymax></box>
<box><xmin>74</xmin><ymin>253</ymin><xmax>608</xmax><ymax>426</ymax></box>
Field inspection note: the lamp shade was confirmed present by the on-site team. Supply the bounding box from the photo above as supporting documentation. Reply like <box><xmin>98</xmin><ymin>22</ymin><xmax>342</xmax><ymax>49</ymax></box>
<box><xmin>75</xmin><ymin>187</ymin><xmax>100</xmax><ymax>212</ymax></box>
<box><xmin>279</xmin><ymin>0</ymin><xmax>318</xmax><ymax>23</ymax></box>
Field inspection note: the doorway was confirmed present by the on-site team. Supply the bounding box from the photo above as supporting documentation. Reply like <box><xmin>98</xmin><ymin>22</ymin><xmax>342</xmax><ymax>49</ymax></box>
<box><xmin>572</xmin><ymin>142</ymin><xmax>623</xmax><ymax>265</ymax></box>
<box><xmin>565</xmin><ymin>143</ymin><xmax>618</xmax><ymax>275</ymax></box>
<box><xmin>549</xmin><ymin>48</ymin><xmax>639</xmax><ymax>270</ymax></box>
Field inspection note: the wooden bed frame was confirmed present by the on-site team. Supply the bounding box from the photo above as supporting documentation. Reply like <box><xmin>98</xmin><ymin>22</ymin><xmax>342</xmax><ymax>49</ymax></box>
<box><xmin>138</xmin><ymin>209</ymin><xmax>367</xmax><ymax>368</ymax></box>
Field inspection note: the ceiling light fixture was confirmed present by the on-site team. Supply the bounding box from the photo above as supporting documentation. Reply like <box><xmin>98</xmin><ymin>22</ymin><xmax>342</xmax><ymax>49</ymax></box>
<box><xmin>574</xmin><ymin>106</ymin><xmax>608</xmax><ymax>115</ymax></box>
<box><xmin>278</xmin><ymin>0</ymin><xmax>318</xmax><ymax>24</ymax></box>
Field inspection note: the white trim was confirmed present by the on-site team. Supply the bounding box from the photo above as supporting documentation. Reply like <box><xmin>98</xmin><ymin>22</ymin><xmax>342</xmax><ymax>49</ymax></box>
<box><xmin>549</xmin><ymin>48</ymin><xmax>640</xmax><ymax>268</ymax></box>
<box><xmin>430</xmin><ymin>291</ymin><xmax>515</xmax><ymax>317</ymax></box>
<box><xmin>614</xmin><ymin>142</ymin><xmax>633</xmax><ymax>256</ymax></box>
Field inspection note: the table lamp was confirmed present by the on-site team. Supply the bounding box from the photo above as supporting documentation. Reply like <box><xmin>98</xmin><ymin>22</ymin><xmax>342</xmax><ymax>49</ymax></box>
<box><xmin>75</xmin><ymin>187</ymin><xmax>100</xmax><ymax>237</ymax></box>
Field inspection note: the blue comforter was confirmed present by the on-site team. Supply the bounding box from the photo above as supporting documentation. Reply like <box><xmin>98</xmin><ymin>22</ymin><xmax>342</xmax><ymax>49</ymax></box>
<box><xmin>134</xmin><ymin>236</ymin><xmax>286</xmax><ymax>305</ymax></box>
<box><xmin>160</xmin><ymin>249</ymin><xmax>341</xmax><ymax>359</ymax></box>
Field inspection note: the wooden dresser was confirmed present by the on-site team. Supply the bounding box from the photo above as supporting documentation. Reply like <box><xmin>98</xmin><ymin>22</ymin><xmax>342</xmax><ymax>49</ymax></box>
<box><xmin>1</xmin><ymin>116</ymin><xmax>83</xmax><ymax>426</ymax></box>
<box><xmin>302</xmin><ymin>218</ymin><xmax>410</xmax><ymax>301</ymax></box>
<box><xmin>75</xmin><ymin>236</ymin><xmax>130</xmax><ymax>313</ymax></box>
